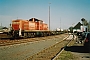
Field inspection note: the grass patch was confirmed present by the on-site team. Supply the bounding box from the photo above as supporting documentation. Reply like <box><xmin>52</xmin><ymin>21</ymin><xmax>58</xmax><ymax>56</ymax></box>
<box><xmin>56</xmin><ymin>51</ymin><xmax>79</xmax><ymax>60</ymax></box>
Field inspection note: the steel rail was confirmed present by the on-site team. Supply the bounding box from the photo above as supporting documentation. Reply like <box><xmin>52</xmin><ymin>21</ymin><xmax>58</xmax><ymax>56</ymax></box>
<box><xmin>52</xmin><ymin>35</ymin><xmax>74</xmax><ymax>60</ymax></box>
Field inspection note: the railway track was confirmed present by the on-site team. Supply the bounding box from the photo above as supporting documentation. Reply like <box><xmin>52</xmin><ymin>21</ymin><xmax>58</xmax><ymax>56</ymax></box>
<box><xmin>52</xmin><ymin>35</ymin><xmax>75</xmax><ymax>60</ymax></box>
<box><xmin>0</xmin><ymin>34</ymin><xmax>67</xmax><ymax>46</ymax></box>
<box><xmin>26</xmin><ymin>35</ymin><xmax>74</xmax><ymax>60</ymax></box>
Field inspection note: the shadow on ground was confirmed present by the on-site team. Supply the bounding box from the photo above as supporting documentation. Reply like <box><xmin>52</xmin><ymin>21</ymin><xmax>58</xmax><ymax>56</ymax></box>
<box><xmin>64</xmin><ymin>46</ymin><xmax>90</xmax><ymax>53</ymax></box>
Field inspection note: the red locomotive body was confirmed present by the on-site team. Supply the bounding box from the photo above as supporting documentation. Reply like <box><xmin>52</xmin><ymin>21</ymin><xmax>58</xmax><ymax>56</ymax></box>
<box><xmin>11</xmin><ymin>18</ymin><xmax>49</xmax><ymax>38</ymax></box>
<box><xmin>12</xmin><ymin>18</ymin><xmax>48</xmax><ymax>31</ymax></box>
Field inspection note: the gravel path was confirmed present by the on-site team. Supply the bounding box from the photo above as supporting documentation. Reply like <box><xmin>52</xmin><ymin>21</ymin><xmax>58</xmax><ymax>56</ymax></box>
<box><xmin>0</xmin><ymin>34</ymin><xmax>68</xmax><ymax>60</ymax></box>
<box><xmin>70</xmin><ymin>42</ymin><xmax>90</xmax><ymax>60</ymax></box>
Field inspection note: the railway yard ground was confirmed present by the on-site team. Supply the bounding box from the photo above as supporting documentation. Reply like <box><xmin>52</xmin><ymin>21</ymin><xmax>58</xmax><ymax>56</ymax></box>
<box><xmin>0</xmin><ymin>33</ymin><xmax>69</xmax><ymax>60</ymax></box>
<box><xmin>55</xmin><ymin>36</ymin><xmax>90</xmax><ymax>60</ymax></box>
<box><xmin>0</xmin><ymin>33</ymin><xmax>90</xmax><ymax>60</ymax></box>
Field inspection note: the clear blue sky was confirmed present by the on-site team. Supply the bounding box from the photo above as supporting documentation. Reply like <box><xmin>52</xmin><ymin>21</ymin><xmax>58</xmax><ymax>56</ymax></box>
<box><xmin>0</xmin><ymin>0</ymin><xmax>90</xmax><ymax>30</ymax></box>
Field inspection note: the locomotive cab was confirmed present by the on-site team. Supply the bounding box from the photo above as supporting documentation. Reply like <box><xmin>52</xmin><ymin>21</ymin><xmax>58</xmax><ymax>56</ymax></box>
<box><xmin>12</xmin><ymin>20</ymin><xmax>22</xmax><ymax>38</ymax></box>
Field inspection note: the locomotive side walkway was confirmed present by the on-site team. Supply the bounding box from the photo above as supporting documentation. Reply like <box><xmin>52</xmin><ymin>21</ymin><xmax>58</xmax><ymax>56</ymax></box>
<box><xmin>0</xmin><ymin>34</ymin><xmax>68</xmax><ymax>60</ymax></box>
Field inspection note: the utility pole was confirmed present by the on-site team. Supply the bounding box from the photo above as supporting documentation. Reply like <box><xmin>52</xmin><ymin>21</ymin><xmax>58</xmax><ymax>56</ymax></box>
<box><xmin>49</xmin><ymin>3</ymin><xmax>51</xmax><ymax>30</ymax></box>
<box><xmin>1</xmin><ymin>23</ymin><xmax>2</xmax><ymax>27</ymax></box>
<box><xmin>60</xmin><ymin>18</ymin><xmax>61</xmax><ymax>31</ymax></box>
<box><xmin>17</xmin><ymin>17</ymin><xmax>18</xmax><ymax>20</ymax></box>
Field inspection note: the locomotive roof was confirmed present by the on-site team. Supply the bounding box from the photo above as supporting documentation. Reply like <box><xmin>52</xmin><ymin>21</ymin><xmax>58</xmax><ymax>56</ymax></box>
<box><xmin>12</xmin><ymin>19</ymin><xmax>28</xmax><ymax>22</ymax></box>
<box><xmin>12</xmin><ymin>18</ymin><xmax>43</xmax><ymax>22</ymax></box>
<box><xmin>29</xmin><ymin>18</ymin><xmax>43</xmax><ymax>22</ymax></box>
